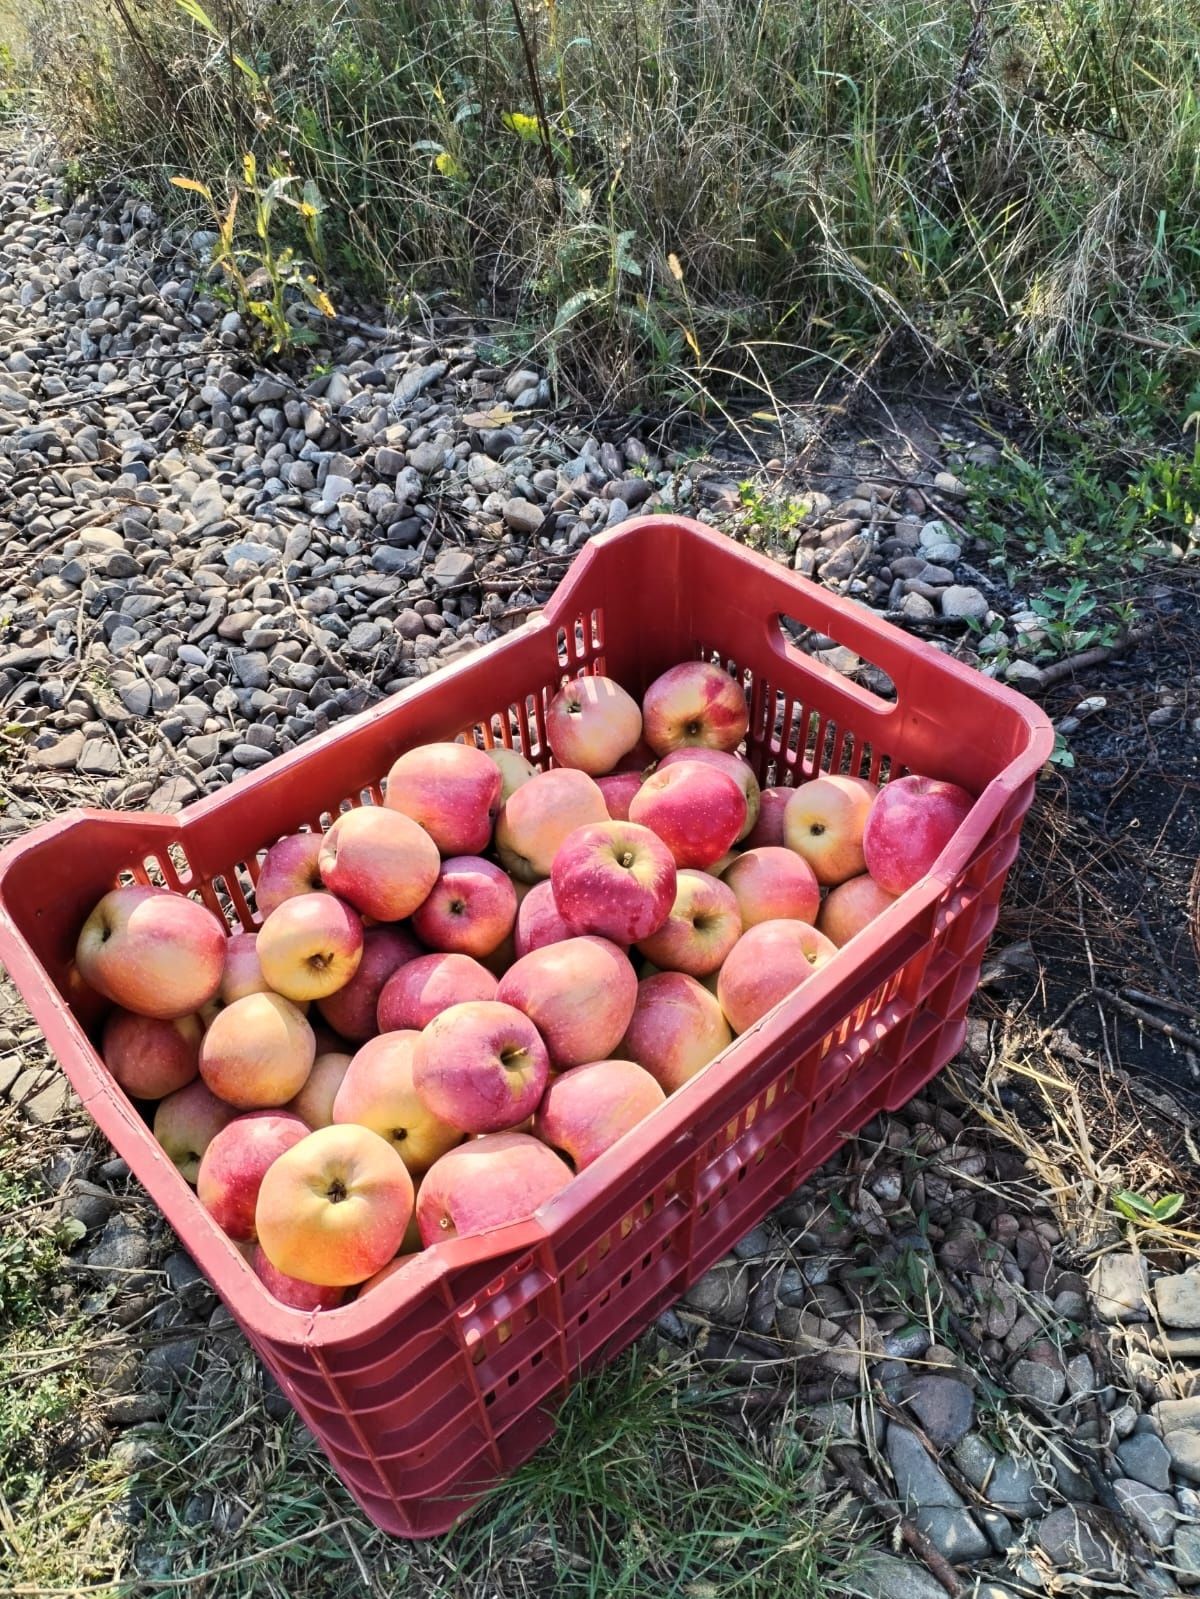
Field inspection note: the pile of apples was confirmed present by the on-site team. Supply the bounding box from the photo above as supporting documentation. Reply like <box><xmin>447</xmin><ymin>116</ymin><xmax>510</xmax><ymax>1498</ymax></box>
<box><xmin>73</xmin><ymin>660</ymin><xmax>973</xmax><ymax>1312</ymax></box>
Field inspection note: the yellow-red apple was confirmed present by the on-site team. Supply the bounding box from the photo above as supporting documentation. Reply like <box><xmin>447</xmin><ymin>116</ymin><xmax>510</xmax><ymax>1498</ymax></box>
<box><xmin>153</xmin><ymin>1078</ymin><xmax>237</xmax><ymax>1183</ymax></box>
<box><xmin>76</xmin><ymin>885</ymin><xmax>226</xmax><ymax>1019</ymax></box>
<box><xmin>255</xmin><ymin>1124</ymin><xmax>415</xmax><ymax>1287</ymax></box>
<box><xmin>658</xmin><ymin>748</ymin><xmax>760</xmax><ymax>841</ymax></box>
<box><xmin>199</xmin><ymin>992</ymin><xmax>315</xmax><ymax>1109</ymax></box>
<box><xmin>251</xmin><ymin>1244</ymin><xmax>346</xmax><ymax>1311</ymax></box>
<box><xmin>551</xmin><ymin>820</ymin><xmax>676</xmax><ymax>942</ymax></box>
<box><xmin>315</xmin><ymin>925</ymin><xmax>421</xmax><ymax>1042</ymax></box>
<box><xmin>597</xmin><ymin>771</ymin><xmax>644</xmax><ymax>821</ymax></box>
<box><xmin>619</xmin><ymin>971</ymin><xmax>733</xmax><ymax>1092</ymax></box>
<box><xmin>102</xmin><ymin>1008</ymin><xmax>202</xmax><ymax>1099</ymax></box>
<box><xmin>317</xmin><ymin>806</ymin><xmax>440</xmax><ymax>923</ymax></box>
<box><xmin>494</xmin><ymin>767</ymin><xmax>607</xmax><ymax>882</ymax></box>
<box><xmin>255</xmin><ymin>832</ymin><xmax>324</xmax><ymax>917</ymax></box>
<box><xmin>333</xmin><ymin>1031</ymin><xmax>461</xmax><ymax>1174</ymax></box>
<box><xmin>642</xmin><ymin>661</ymin><xmax>749</xmax><ymax>756</ymax></box>
<box><xmin>256</xmin><ymin>892</ymin><xmax>363</xmax><ymax>1003</ymax></box>
<box><xmin>635</xmin><ymin>870</ymin><xmax>741</xmax><ymax>977</ymax></box>
<box><xmin>534</xmin><ymin>1059</ymin><xmax>665</xmax><ymax>1170</ymax></box>
<box><xmin>497</xmin><ymin>936</ymin><xmax>638</xmax><ymax>1069</ymax></box>
<box><xmin>416</xmin><ymin>1132</ymin><xmax>572</xmax><ymax>1244</ymax></box>
<box><xmin>384</xmin><ymin>741</ymin><xmax>502</xmax><ymax>856</ymax></box>
<box><xmin>514</xmin><ymin>878</ymin><xmax>576</xmax><ymax>957</ymax></box>
<box><xmin>628</xmin><ymin>761</ymin><xmax>747</xmax><ymax>869</ymax></box>
<box><xmin>412</xmin><ymin>856</ymin><xmax>517</xmax><ymax>957</ymax></box>
<box><xmin>412</xmin><ymin>1000</ymin><xmax>550</xmax><ymax>1133</ymax></box>
<box><xmin>286</xmin><ymin>1049</ymin><xmax>353</xmax><ymax>1128</ymax></box>
<box><xmin>219</xmin><ymin>931</ymin><xmax>272</xmax><ymax>1006</ymax></box>
<box><xmin>484</xmin><ymin>744</ymin><xmax>537</xmax><ymax>802</ymax></box>
<box><xmin>818</xmin><ymin>873</ymin><xmax>898</xmax><ymax>946</ymax></box>
<box><xmin>743</xmin><ymin>784</ymin><xmax>792</xmax><ymax>849</ymax></box>
<box><xmin>196</xmin><ymin>1109</ymin><xmax>308</xmax><ymax>1242</ymax></box>
<box><xmin>862</xmin><ymin>774</ymin><xmax>975</xmax><ymax>896</ymax></box>
<box><xmin>783</xmin><ymin>774</ymin><xmax>878</xmax><ymax>886</ymax></box>
<box><xmin>722</xmin><ymin>847</ymin><xmax>821</xmax><ymax>929</ymax></box>
<box><xmin>376</xmin><ymin>951</ymin><xmax>497</xmax><ymax>1031</ymax></box>
<box><xmin>546</xmin><ymin>673</ymin><xmax>643</xmax><ymax>775</ymax></box>
<box><xmin>717</xmin><ymin>919</ymin><xmax>838</xmax><ymax>1034</ymax></box>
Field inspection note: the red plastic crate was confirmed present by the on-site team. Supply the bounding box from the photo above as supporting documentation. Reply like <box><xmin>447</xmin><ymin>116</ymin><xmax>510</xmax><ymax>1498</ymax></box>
<box><xmin>0</xmin><ymin>515</ymin><xmax>1053</xmax><ymax>1536</ymax></box>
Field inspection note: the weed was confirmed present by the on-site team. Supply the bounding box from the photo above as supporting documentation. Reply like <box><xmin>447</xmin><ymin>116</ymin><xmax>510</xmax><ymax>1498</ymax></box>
<box><xmin>738</xmin><ymin>481</ymin><xmax>811</xmax><ymax>551</ymax></box>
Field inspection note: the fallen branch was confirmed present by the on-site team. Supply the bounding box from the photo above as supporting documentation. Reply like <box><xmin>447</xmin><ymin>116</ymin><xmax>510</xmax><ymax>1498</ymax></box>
<box><xmin>1028</xmin><ymin>628</ymin><xmax>1155</xmax><ymax>692</ymax></box>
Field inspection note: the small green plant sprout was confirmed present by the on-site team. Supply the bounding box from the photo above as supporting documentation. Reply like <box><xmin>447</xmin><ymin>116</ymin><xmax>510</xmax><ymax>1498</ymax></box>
<box><xmin>1112</xmin><ymin>1188</ymin><xmax>1184</xmax><ymax>1226</ymax></box>
<box><xmin>737</xmin><ymin>482</ymin><xmax>809</xmax><ymax>548</ymax></box>
<box><xmin>170</xmin><ymin>155</ymin><xmax>334</xmax><ymax>352</ymax></box>
<box><xmin>1128</xmin><ymin>410</ymin><xmax>1200</xmax><ymax>547</ymax></box>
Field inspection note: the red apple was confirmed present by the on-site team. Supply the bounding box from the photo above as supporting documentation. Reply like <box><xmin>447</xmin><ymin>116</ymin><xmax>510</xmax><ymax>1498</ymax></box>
<box><xmin>412</xmin><ymin>856</ymin><xmax>517</xmax><ymax>957</ymax></box>
<box><xmin>717</xmin><ymin>919</ymin><xmax>838</xmax><ymax>1034</ymax></box>
<box><xmin>199</xmin><ymin>991</ymin><xmax>315</xmax><ymax>1109</ymax></box>
<box><xmin>619</xmin><ymin>972</ymin><xmax>733</xmax><ymax>1092</ymax></box>
<box><xmin>317</xmin><ymin>806</ymin><xmax>440</xmax><ymax>923</ymax></box>
<box><xmin>863</xmin><ymin>775</ymin><xmax>975</xmax><ymax>896</ymax></box>
<box><xmin>514</xmin><ymin>878</ymin><xmax>576</xmax><ymax>957</ymax></box>
<box><xmin>219</xmin><ymin>931</ymin><xmax>271</xmax><ymax>1006</ymax></box>
<box><xmin>658</xmin><ymin>748</ymin><xmax>760</xmax><ymax>841</ymax></box>
<box><xmin>494</xmin><ymin>767</ymin><xmax>607</xmax><ymax>882</ymax></box>
<box><xmin>546</xmin><ymin>673</ymin><xmax>643</xmax><ymax>775</ymax></box>
<box><xmin>251</xmin><ymin>1244</ymin><xmax>345</xmax><ymax>1311</ymax></box>
<box><xmin>743</xmin><ymin>785</ymin><xmax>792</xmax><ymax>849</ymax></box>
<box><xmin>315</xmin><ymin>925</ymin><xmax>421</xmax><ymax>1042</ymax></box>
<box><xmin>596</xmin><ymin>771</ymin><xmax>644</xmax><ymax>822</ymax></box>
<box><xmin>101</xmin><ymin>1008</ymin><xmax>202</xmax><ymax>1099</ymax></box>
<box><xmin>628</xmin><ymin>762</ymin><xmax>747</xmax><ymax>869</ymax></box>
<box><xmin>783</xmin><ymin>775</ymin><xmax>878</xmax><ymax>886</ymax></box>
<box><xmin>497</xmin><ymin>936</ymin><xmax>638</xmax><ymax>1069</ymax></box>
<box><xmin>255</xmin><ymin>832</ymin><xmax>324</xmax><ymax>918</ymax></box>
<box><xmin>550</xmin><ymin>820</ymin><xmax>676</xmax><ymax>942</ymax></box>
<box><xmin>722</xmin><ymin>847</ymin><xmax>821</xmax><ymax>929</ymax></box>
<box><xmin>75</xmin><ymin>885</ymin><xmax>225</xmax><ymax>1019</ymax></box>
<box><xmin>416</xmin><ymin>1132</ymin><xmax>572</xmax><ymax>1244</ymax></box>
<box><xmin>484</xmin><ymin>744</ymin><xmax>538</xmax><ymax>802</ymax></box>
<box><xmin>534</xmin><ymin>1059</ymin><xmax>665</xmax><ymax>1170</ymax></box>
<box><xmin>285</xmin><ymin>1049</ymin><xmax>353</xmax><ymax>1129</ymax></box>
<box><xmin>635</xmin><ymin>870</ymin><xmax>742</xmax><ymax>977</ymax></box>
<box><xmin>384</xmin><ymin>742</ymin><xmax>502</xmax><ymax>856</ymax></box>
<box><xmin>256</xmin><ymin>892</ymin><xmax>363</xmax><ymax>1003</ymax></box>
<box><xmin>196</xmin><ymin>1110</ymin><xmax>309</xmax><ymax>1242</ymax></box>
<box><xmin>412</xmin><ymin>1000</ymin><xmax>550</xmax><ymax>1134</ymax></box>
<box><xmin>609</xmin><ymin>737</ymin><xmax>656</xmax><ymax>775</ymax></box>
<box><xmin>376</xmin><ymin>952</ymin><xmax>497</xmax><ymax>1031</ymax></box>
<box><xmin>642</xmin><ymin>661</ymin><xmax>749</xmax><ymax>756</ymax></box>
<box><xmin>818</xmin><ymin>874</ymin><xmax>898</xmax><ymax>947</ymax></box>
<box><xmin>153</xmin><ymin>1078</ymin><xmax>237</xmax><ymax>1184</ymax></box>
<box><xmin>255</xmin><ymin>1124</ymin><xmax>415</xmax><ymax>1287</ymax></box>
<box><xmin>333</xmin><ymin>1031</ymin><xmax>461</xmax><ymax>1174</ymax></box>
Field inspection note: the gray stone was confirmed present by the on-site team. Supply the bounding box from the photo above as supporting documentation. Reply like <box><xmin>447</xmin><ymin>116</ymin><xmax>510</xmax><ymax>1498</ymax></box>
<box><xmin>1164</xmin><ymin>1430</ymin><xmax>1200</xmax><ymax>1482</ymax></box>
<box><xmin>904</xmin><ymin>1374</ymin><xmax>975</xmax><ymax>1447</ymax></box>
<box><xmin>886</xmin><ymin>1425</ymin><xmax>990</xmax><ymax>1561</ymax></box>
<box><xmin>1175</xmin><ymin>1523</ymin><xmax>1200</xmax><ymax>1584</ymax></box>
<box><xmin>899</xmin><ymin>591</ymin><xmax>936</xmax><ymax>621</ymax></box>
<box><xmin>1155</xmin><ymin>1271</ymin><xmax>1200</xmax><ymax>1329</ymax></box>
<box><xmin>940</xmin><ymin>584</ymin><xmax>988</xmax><ymax>621</ymax></box>
<box><xmin>1153</xmin><ymin>1397</ymin><xmax>1200</xmax><ymax>1432</ymax></box>
<box><xmin>232</xmin><ymin>743</ymin><xmax>273</xmax><ymax>768</ymax></box>
<box><xmin>681</xmin><ymin>1259</ymin><xmax>748</xmax><ymax>1323</ymax></box>
<box><xmin>933</xmin><ymin>471</ymin><xmax>968</xmax><ymax>499</ymax></box>
<box><xmin>408</xmin><ymin>439</ymin><xmax>448</xmax><ymax>475</ymax></box>
<box><xmin>107</xmin><ymin>1431</ymin><xmax>162</xmax><ymax>1472</ymax></box>
<box><xmin>1089</xmin><ymin>1253</ymin><xmax>1149</xmax><ymax>1321</ymax></box>
<box><xmin>78</xmin><ymin>737</ymin><xmax>121</xmax><ymax>776</ymax></box>
<box><xmin>29</xmin><ymin>730</ymin><xmax>85</xmax><ymax>770</ymax></box>
<box><xmin>118</xmin><ymin>680</ymin><xmax>153</xmax><ymax>716</ymax></box>
<box><xmin>320</xmin><ymin>473</ymin><xmax>355</xmax><ymax>504</ymax></box>
<box><xmin>1116</xmin><ymin>1431</ymin><xmax>1173</xmax><ymax>1491</ymax></box>
<box><xmin>429</xmin><ymin>548</ymin><xmax>474</xmax><ymax>589</ymax></box>
<box><xmin>223</xmin><ymin>540</ymin><xmax>278</xmax><ymax>569</ymax></box>
<box><xmin>504</xmin><ymin>368</ymin><xmax>540</xmax><ymax>400</ymax></box>
<box><xmin>87</xmin><ymin>1214</ymin><xmax>152</xmax><ymax>1272</ymax></box>
<box><xmin>503</xmin><ymin>496</ymin><xmax>545</xmax><ymax>536</ymax></box>
<box><xmin>248</xmin><ymin>375</ymin><xmax>289</xmax><ymax>405</ymax></box>
<box><xmin>1112</xmin><ymin>1478</ymin><xmax>1176</xmax><ymax>1548</ymax></box>
<box><xmin>1153</xmin><ymin>1329</ymin><xmax>1200</xmax><ymax>1359</ymax></box>
<box><xmin>1010</xmin><ymin>1358</ymin><xmax>1066</xmax><ymax>1406</ymax></box>
<box><xmin>395</xmin><ymin>360</ymin><xmax>447</xmax><ymax>403</ymax></box>
<box><xmin>849</xmin><ymin>1554</ymin><xmax>949</xmax><ymax>1599</ymax></box>
<box><xmin>1037</xmin><ymin>1506</ymin><xmax>1121</xmax><ymax>1572</ymax></box>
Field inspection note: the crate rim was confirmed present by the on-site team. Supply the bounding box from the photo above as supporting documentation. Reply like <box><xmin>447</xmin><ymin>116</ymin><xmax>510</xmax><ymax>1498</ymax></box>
<box><xmin>0</xmin><ymin>513</ymin><xmax>1055</xmax><ymax>1352</ymax></box>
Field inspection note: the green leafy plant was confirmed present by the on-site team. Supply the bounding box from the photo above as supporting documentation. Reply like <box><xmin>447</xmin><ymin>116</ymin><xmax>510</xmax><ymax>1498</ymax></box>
<box><xmin>170</xmin><ymin>154</ymin><xmax>334</xmax><ymax>351</ymax></box>
<box><xmin>1112</xmin><ymin>1188</ymin><xmax>1184</xmax><ymax>1225</ymax></box>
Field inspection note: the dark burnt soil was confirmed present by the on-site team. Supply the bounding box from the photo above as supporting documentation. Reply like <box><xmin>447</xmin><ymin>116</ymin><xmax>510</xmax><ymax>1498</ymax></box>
<box><xmin>995</xmin><ymin>566</ymin><xmax>1200</xmax><ymax>1109</ymax></box>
